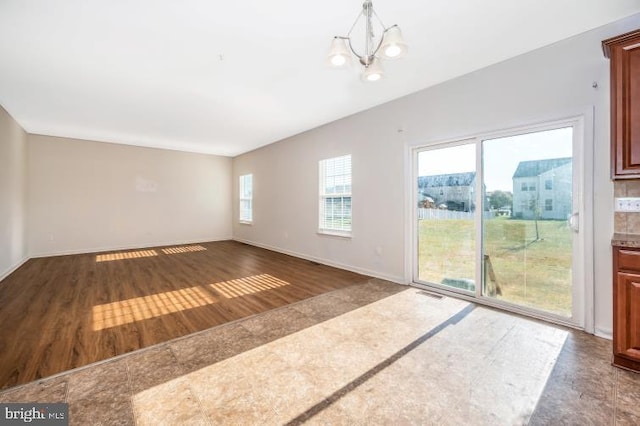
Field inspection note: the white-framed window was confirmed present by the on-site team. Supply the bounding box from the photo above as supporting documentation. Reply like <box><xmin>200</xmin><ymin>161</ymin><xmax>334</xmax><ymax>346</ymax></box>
<box><xmin>319</xmin><ymin>154</ymin><xmax>352</xmax><ymax>236</ymax></box>
<box><xmin>239</xmin><ymin>174</ymin><xmax>253</xmax><ymax>223</ymax></box>
<box><xmin>545</xmin><ymin>179</ymin><xmax>553</xmax><ymax>190</ymax></box>
<box><xmin>545</xmin><ymin>199</ymin><xmax>553</xmax><ymax>211</ymax></box>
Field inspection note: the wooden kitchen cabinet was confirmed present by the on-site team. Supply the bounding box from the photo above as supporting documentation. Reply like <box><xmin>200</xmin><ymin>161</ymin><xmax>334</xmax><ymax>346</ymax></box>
<box><xmin>603</xmin><ymin>30</ymin><xmax>640</xmax><ymax>179</ymax></box>
<box><xmin>612</xmin><ymin>246</ymin><xmax>640</xmax><ymax>372</ymax></box>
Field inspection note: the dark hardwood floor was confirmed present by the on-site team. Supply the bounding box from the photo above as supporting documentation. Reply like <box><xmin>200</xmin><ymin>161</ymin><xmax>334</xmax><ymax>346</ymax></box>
<box><xmin>0</xmin><ymin>240</ymin><xmax>369</xmax><ymax>390</ymax></box>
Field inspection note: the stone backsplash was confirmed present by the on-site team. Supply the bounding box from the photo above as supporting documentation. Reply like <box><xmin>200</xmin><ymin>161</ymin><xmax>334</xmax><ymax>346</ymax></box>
<box><xmin>614</xmin><ymin>180</ymin><xmax>640</xmax><ymax>234</ymax></box>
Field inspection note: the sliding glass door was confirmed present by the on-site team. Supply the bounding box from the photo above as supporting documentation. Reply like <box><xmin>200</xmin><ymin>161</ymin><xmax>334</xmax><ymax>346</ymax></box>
<box><xmin>414</xmin><ymin>120</ymin><xmax>584</xmax><ymax>326</ymax></box>
<box><xmin>416</xmin><ymin>142</ymin><xmax>477</xmax><ymax>293</ymax></box>
<box><xmin>481</xmin><ymin>127</ymin><xmax>574</xmax><ymax>317</ymax></box>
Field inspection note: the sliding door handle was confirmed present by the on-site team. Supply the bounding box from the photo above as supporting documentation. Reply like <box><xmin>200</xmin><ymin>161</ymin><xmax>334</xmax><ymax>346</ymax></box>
<box><xmin>569</xmin><ymin>212</ymin><xmax>579</xmax><ymax>233</ymax></box>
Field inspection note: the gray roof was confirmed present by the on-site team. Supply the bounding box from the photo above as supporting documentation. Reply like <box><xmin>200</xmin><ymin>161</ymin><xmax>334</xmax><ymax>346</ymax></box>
<box><xmin>512</xmin><ymin>157</ymin><xmax>571</xmax><ymax>179</ymax></box>
<box><xmin>418</xmin><ymin>172</ymin><xmax>475</xmax><ymax>188</ymax></box>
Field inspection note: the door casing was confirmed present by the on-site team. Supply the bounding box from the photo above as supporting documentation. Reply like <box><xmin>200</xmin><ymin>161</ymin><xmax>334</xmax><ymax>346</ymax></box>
<box><xmin>409</xmin><ymin>114</ymin><xmax>594</xmax><ymax>331</ymax></box>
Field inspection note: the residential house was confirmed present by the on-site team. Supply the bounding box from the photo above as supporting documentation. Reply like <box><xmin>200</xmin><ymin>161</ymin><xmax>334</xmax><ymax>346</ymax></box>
<box><xmin>512</xmin><ymin>157</ymin><xmax>572</xmax><ymax>220</ymax></box>
<box><xmin>418</xmin><ymin>172</ymin><xmax>476</xmax><ymax>212</ymax></box>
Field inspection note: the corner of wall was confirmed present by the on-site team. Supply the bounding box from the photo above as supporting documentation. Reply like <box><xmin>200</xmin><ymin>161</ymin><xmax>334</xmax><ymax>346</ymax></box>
<box><xmin>0</xmin><ymin>104</ymin><xmax>29</xmax><ymax>283</ymax></box>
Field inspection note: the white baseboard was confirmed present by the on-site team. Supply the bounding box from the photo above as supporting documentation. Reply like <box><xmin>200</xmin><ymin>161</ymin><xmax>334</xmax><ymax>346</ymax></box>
<box><xmin>0</xmin><ymin>256</ymin><xmax>30</xmax><ymax>282</ymax></box>
<box><xmin>29</xmin><ymin>235</ymin><xmax>233</xmax><ymax>258</ymax></box>
<box><xmin>233</xmin><ymin>237</ymin><xmax>406</xmax><ymax>284</ymax></box>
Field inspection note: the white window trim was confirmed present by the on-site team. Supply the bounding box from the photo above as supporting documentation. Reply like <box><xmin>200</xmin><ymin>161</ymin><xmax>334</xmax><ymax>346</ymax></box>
<box><xmin>239</xmin><ymin>174</ymin><xmax>253</xmax><ymax>224</ymax></box>
<box><xmin>317</xmin><ymin>229</ymin><xmax>352</xmax><ymax>238</ymax></box>
<box><xmin>318</xmin><ymin>155</ymin><xmax>352</xmax><ymax>237</ymax></box>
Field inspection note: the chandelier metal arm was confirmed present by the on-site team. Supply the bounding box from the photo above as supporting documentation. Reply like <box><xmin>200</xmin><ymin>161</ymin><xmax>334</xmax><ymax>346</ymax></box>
<box><xmin>326</xmin><ymin>0</ymin><xmax>407</xmax><ymax>81</ymax></box>
<box><xmin>334</xmin><ymin>36</ymin><xmax>359</xmax><ymax>60</ymax></box>
<box><xmin>346</xmin><ymin>10</ymin><xmax>364</xmax><ymax>38</ymax></box>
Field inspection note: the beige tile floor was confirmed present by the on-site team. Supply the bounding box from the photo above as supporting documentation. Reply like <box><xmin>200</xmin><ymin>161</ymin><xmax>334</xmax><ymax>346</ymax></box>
<box><xmin>1</xmin><ymin>279</ymin><xmax>639</xmax><ymax>425</ymax></box>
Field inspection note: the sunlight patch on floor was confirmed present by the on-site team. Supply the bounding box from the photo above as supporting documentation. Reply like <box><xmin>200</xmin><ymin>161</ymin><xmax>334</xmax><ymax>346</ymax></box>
<box><xmin>95</xmin><ymin>249</ymin><xmax>159</xmax><ymax>262</ymax></box>
<box><xmin>210</xmin><ymin>274</ymin><xmax>289</xmax><ymax>298</ymax></box>
<box><xmin>92</xmin><ymin>274</ymin><xmax>290</xmax><ymax>330</ymax></box>
<box><xmin>161</xmin><ymin>245</ymin><xmax>207</xmax><ymax>255</ymax></box>
<box><xmin>95</xmin><ymin>245</ymin><xmax>207</xmax><ymax>262</ymax></box>
<box><xmin>131</xmin><ymin>290</ymin><xmax>567</xmax><ymax>425</ymax></box>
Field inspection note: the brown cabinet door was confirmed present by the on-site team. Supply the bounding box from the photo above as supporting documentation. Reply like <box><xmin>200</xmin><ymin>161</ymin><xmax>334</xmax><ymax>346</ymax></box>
<box><xmin>604</xmin><ymin>30</ymin><xmax>640</xmax><ymax>179</ymax></box>
<box><xmin>614</xmin><ymin>272</ymin><xmax>640</xmax><ymax>361</ymax></box>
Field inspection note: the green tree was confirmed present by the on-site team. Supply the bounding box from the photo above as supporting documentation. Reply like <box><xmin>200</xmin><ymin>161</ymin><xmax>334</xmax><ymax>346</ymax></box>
<box><xmin>529</xmin><ymin>195</ymin><xmax>542</xmax><ymax>241</ymax></box>
<box><xmin>489</xmin><ymin>190</ymin><xmax>513</xmax><ymax>210</ymax></box>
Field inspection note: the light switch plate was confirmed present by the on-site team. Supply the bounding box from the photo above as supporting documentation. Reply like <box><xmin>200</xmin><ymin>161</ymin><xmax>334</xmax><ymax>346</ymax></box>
<box><xmin>615</xmin><ymin>197</ymin><xmax>640</xmax><ymax>212</ymax></box>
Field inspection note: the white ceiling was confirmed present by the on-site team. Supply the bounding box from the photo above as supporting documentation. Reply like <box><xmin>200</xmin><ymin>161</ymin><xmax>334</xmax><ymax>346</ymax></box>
<box><xmin>1</xmin><ymin>1</ymin><xmax>639</xmax><ymax>157</ymax></box>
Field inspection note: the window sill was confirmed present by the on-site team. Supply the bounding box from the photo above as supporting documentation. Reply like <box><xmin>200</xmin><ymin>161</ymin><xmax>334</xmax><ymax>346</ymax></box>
<box><xmin>317</xmin><ymin>229</ymin><xmax>352</xmax><ymax>239</ymax></box>
<box><xmin>239</xmin><ymin>221</ymin><xmax>253</xmax><ymax>225</ymax></box>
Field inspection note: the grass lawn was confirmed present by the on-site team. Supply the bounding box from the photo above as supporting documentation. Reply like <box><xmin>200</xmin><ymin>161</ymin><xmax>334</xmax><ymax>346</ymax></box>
<box><xmin>418</xmin><ymin>216</ymin><xmax>572</xmax><ymax>317</ymax></box>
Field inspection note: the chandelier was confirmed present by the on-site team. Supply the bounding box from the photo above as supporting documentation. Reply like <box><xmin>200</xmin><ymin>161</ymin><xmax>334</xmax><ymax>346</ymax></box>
<box><xmin>326</xmin><ymin>0</ymin><xmax>407</xmax><ymax>82</ymax></box>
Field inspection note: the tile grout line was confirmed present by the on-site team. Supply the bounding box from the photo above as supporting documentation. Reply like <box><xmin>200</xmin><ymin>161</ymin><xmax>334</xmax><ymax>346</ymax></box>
<box><xmin>124</xmin><ymin>357</ymin><xmax>139</xmax><ymax>425</ymax></box>
<box><xmin>64</xmin><ymin>377</ymin><xmax>69</xmax><ymax>405</ymax></box>
<box><xmin>185</xmin><ymin>376</ymin><xmax>213</xmax><ymax>426</ymax></box>
<box><xmin>166</xmin><ymin>345</ymin><xmax>213</xmax><ymax>426</ymax></box>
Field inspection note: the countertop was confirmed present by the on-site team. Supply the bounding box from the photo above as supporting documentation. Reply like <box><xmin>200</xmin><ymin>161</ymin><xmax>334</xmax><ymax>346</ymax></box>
<box><xmin>612</xmin><ymin>233</ymin><xmax>640</xmax><ymax>248</ymax></box>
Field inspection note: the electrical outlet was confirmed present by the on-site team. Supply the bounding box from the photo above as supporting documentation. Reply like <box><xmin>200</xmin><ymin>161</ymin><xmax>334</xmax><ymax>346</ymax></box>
<box><xmin>615</xmin><ymin>197</ymin><xmax>640</xmax><ymax>212</ymax></box>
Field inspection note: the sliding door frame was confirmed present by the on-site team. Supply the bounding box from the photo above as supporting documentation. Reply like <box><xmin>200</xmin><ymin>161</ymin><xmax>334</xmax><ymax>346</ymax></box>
<box><xmin>410</xmin><ymin>113</ymin><xmax>594</xmax><ymax>332</ymax></box>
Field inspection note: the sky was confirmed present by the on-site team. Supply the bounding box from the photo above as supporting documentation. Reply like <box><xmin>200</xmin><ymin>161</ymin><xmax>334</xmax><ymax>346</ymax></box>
<box><xmin>418</xmin><ymin>127</ymin><xmax>573</xmax><ymax>192</ymax></box>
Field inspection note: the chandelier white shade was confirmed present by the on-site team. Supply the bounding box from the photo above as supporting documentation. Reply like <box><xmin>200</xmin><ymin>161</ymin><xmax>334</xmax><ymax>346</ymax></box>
<box><xmin>362</xmin><ymin>57</ymin><xmax>384</xmax><ymax>81</ymax></box>
<box><xmin>379</xmin><ymin>25</ymin><xmax>408</xmax><ymax>59</ymax></box>
<box><xmin>327</xmin><ymin>37</ymin><xmax>352</xmax><ymax>68</ymax></box>
<box><xmin>327</xmin><ymin>0</ymin><xmax>407</xmax><ymax>81</ymax></box>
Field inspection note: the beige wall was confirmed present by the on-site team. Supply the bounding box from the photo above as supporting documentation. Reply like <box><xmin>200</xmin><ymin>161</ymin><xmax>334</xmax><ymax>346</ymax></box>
<box><xmin>233</xmin><ymin>113</ymin><xmax>405</xmax><ymax>283</ymax></box>
<box><xmin>0</xmin><ymin>105</ymin><xmax>27</xmax><ymax>279</ymax></box>
<box><xmin>28</xmin><ymin>135</ymin><xmax>232</xmax><ymax>256</ymax></box>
